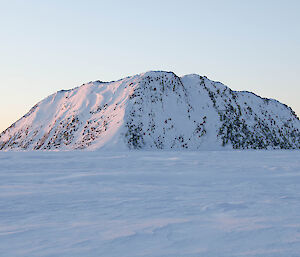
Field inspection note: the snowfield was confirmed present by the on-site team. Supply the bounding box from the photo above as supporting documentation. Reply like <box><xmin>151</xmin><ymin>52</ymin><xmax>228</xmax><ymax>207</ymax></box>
<box><xmin>1</xmin><ymin>150</ymin><xmax>300</xmax><ymax>257</ymax></box>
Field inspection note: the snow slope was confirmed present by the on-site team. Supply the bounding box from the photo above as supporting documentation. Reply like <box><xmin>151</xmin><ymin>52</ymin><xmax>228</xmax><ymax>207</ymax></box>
<box><xmin>1</xmin><ymin>150</ymin><xmax>300</xmax><ymax>257</ymax></box>
<box><xmin>1</xmin><ymin>71</ymin><xmax>300</xmax><ymax>150</ymax></box>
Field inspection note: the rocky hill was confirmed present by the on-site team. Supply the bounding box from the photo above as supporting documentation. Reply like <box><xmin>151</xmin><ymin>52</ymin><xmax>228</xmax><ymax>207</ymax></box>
<box><xmin>1</xmin><ymin>71</ymin><xmax>300</xmax><ymax>150</ymax></box>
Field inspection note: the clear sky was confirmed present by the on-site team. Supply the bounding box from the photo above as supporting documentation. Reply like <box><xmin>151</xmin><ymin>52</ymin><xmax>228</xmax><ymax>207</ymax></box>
<box><xmin>1</xmin><ymin>0</ymin><xmax>299</xmax><ymax>133</ymax></box>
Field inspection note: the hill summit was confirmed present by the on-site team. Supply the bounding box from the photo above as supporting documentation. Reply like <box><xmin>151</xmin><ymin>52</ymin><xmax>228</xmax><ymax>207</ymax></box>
<box><xmin>1</xmin><ymin>71</ymin><xmax>300</xmax><ymax>150</ymax></box>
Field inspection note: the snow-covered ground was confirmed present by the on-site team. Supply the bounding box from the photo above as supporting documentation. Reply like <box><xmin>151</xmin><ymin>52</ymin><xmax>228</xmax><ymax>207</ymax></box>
<box><xmin>1</xmin><ymin>150</ymin><xmax>300</xmax><ymax>257</ymax></box>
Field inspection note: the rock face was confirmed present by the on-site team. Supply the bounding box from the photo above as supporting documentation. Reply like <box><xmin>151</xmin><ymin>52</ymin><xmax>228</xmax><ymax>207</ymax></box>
<box><xmin>1</xmin><ymin>71</ymin><xmax>300</xmax><ymax>151</ymax></box>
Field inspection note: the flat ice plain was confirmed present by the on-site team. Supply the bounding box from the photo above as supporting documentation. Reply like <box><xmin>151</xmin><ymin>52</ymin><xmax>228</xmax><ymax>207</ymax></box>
<box><xmin>1</xmin><ymin>150</ymin><xmax>300</xmax><ymax>257</ymax></box>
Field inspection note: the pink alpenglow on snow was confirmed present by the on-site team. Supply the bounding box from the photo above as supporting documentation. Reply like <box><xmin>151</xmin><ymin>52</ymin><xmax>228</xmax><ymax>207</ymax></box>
<box><xmin>1</xmin><ymin>71</ymin><xmax>300</xmax><ymax>151</ymax></box>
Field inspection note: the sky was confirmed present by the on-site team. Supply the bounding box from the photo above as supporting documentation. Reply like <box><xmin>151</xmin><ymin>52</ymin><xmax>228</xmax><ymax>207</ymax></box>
<box><xmin>0</xmin><ymin>0</ymin><xmax>299</xmax><ymax>133</ymax></box>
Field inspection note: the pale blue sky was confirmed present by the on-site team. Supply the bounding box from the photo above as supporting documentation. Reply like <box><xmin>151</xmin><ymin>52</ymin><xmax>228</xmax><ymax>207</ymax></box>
<box><xmin>1</xmin><ymin>0</ymin><xmax>299</xmax><ymax>132</ymax></box>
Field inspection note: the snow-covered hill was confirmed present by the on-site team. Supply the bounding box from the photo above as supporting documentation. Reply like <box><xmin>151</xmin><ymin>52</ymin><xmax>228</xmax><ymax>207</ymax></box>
<box><xmin>1</xmin><ymin>71</ymin><xmax>300</xmax><ymax>150</ymax></box>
